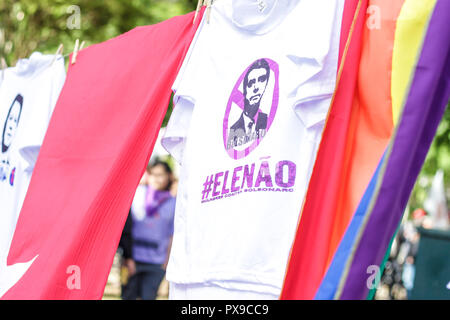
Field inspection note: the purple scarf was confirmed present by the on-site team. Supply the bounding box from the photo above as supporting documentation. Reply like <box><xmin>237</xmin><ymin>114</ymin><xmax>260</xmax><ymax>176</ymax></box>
<box><xmin>145</xmin><ymin>186</ymin><xmax>171</xmax><ymax>217</ymax></box>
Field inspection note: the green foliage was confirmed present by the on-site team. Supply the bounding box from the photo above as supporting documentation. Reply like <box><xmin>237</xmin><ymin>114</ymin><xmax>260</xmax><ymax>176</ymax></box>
<box><xmin>408</xmin><ymin>104</ymin><xmax>450</xmax><ymax>215</ymax></box>
<box><xmin>0</xmin><ymin>0</ymin><xmax>198</xmax><ymax>126</ymax></box>
<box><xmin>0</xmin><ymin>0</ymin><xmax>198</xmax><ymax>65</ymax></box>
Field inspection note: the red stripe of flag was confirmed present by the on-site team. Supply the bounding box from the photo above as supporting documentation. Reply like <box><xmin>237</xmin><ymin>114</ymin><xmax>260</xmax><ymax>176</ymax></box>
<box><xmin>280</xmin><ymin>0</ymin><xmax>369</xmax><ymax>300</ymax></box>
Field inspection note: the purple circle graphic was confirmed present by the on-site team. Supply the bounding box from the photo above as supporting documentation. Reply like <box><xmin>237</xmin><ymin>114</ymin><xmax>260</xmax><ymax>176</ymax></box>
<box><xmin>223</xmin><ymin>58</ymin><xmax>279</xmax><ymax>160</ymax></box>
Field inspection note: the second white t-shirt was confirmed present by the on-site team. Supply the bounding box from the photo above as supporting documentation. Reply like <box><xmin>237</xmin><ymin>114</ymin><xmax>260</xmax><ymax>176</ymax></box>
<box><xmin>0</xmin><ymin>52</ymin><xmax>66</xmax><ymax>296</ymax></box>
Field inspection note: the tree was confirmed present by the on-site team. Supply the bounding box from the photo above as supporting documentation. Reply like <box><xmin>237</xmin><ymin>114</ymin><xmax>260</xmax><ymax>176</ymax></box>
<box><xmin>0</xmin><ymin>1</ymin><xmax>198</xmax><ymax>125</ymax></box>
<box><xmin>0</xmin><ymin>0</ymin><xmax>198</xmax><ymax>65</ymax></box>
<box><xmin>408</xmin><ymin>104</ymin><xmax>450</xmax><ymax>216</ymax></box>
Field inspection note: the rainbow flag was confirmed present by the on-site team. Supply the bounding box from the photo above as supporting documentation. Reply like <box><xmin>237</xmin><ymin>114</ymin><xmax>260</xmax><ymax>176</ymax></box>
<box><xmin>281</xmin><ymin>0</ymin><xmax>450</xmax><ymax>300</ymax></box>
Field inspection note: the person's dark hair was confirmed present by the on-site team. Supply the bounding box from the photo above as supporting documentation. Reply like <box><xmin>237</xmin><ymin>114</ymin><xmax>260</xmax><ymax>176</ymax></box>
<box><xmin>2</xmin><ymin>94</ymin><xmax>24</xmax><ymax>153</ymax></box>
<box><xmin>146</xmin><ymin>159</ymin><xmax>173</xmax><ymax>191</ymax></box>
<box><xmin>243</xmin><ymin>59</ymin><xmax>270</xmax><ymax>98</ymax></box>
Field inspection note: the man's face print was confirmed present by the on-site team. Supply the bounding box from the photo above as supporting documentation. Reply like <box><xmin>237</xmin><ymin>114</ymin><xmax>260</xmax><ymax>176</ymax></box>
<box><xmin>223</xmin><ymin>58</ymin><xmax>279</xmax><ymax>160</ymax></box>
<box><xmin>2</xmin><ymin>95</ymin><xmax>23</xmax><ymax>153</ymax></box>
<box><xmin>3</xmin><ymin>101</ymin><xmax>21</xmax><ymax>148</ymax></box>
<box><xmin>244</xmin><ymin>67</ymin><xmax>269</xmax><ymax>118</ymax></box>
<box><xmin>245</xmin><ymin>68</ymin><xmax>269</xmax><ymax>106</ymax></box>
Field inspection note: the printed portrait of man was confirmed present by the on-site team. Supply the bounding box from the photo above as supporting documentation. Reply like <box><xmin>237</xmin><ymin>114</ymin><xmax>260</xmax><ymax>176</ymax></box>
<box><xmin>2</xmin><ymin>94</ymin><xmax>24</xmax><ymax>154</ymax></box>
<box><xmin>227</xmin><ymin>59</ymin><xmax>270</xmax><ymax>149</ymax></box>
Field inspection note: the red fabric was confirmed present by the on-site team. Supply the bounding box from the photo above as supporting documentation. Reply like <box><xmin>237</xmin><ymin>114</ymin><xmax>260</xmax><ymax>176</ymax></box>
<box><xmin>280</xmin><ymin>0</ymin><xmax>368</xmax><ymax>299</ymax></box>
<box><xmin>2</xmin><ymin>9</ymin><xmax>203</xmax><ymax>299</ymax></box>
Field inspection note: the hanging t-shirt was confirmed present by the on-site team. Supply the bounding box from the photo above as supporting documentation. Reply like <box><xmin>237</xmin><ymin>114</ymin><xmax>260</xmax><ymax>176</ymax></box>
<box><xmin>162</xmin><ymin>0</ymin><xmax>344</xmax><ymax>297</ymax></box>
<box><xmin>0</xmin><ymin>52</ymin><xmax>66</xmax><ymax>295</ymax></box>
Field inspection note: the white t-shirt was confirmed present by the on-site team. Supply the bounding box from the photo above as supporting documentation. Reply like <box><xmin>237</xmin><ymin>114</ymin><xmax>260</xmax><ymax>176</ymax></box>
<box><xmin>162</xmin><ymin>0</ymin><xmax>344</xmax><ymax>297</ymax></box>
<box><xmin>0</xmin><ymin>52</ymin><xmax>66</xmax><ymax>294</ymax></box>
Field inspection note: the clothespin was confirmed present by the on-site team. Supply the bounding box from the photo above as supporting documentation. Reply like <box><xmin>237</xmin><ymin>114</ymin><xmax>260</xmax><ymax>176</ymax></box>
<box><xmin>193</xmin><ymin>0</ymin><xmax>213</xmax><ymax>25</ymax></box>
<box><xmin>71</xmin><ymin>39</ymin><xmax>80</xmax><ymax>65</ymax></box>
<box><xmin>206</xmin><ymin>0</ymin><xmax>212</xmax><ymax>24</ymax></box>
<box><xmin>51</xmin><ymin>43</ymin><xmax>64</xmax><ymax>65</ymax></box>
<box><xmin>55</xmin><ymin>43</ymin><xmax>64</xmax><ymax>55</ymax></box>
<box><xmin>193</xmin><ymin>0</ymin><xmax>203</xmax><ymax>25</ymax></box>
<box><xmin>79</xmin><ymin>41</ymin><xmax>85</xmax><ymax>51</ymax></box>
<box><xmin>1</xmin><ymin>57</ymin><xmax>7</xmax><ymax>81</ymax></box>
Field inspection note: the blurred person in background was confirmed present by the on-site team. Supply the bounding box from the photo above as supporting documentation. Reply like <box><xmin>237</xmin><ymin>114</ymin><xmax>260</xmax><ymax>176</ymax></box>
<box><xmin>121</xmin><ymin>160</ymin><xmax>176</xmax><ymax>300</ymax></box>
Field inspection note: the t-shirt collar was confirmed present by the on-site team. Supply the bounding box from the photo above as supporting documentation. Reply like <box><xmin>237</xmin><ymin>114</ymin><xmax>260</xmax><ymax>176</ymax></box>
<box><xmin>230</xmin><ymin>0</ymin><xmax>301</xmax><ymax>35</ymax></box>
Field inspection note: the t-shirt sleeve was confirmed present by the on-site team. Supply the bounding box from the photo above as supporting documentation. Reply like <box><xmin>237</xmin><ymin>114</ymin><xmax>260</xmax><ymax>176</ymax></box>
<box><xmin>161</xmin><ymin>13</ymin><xmax>206</xmax><ymax>165</ymax></box>
<box><xmin>19</xmin><ymin>55</ymin><xmax>66</xmax><ymax>171</ymax></box>
<box><xmin>161</xmin><ymin>97</ymin><xmax>195</xmax><ymax>165</ymax></box>
<box><xmin>288</xmin><ymin>0</ymin><xmax>343</xmax><ymax>130</ymax></box>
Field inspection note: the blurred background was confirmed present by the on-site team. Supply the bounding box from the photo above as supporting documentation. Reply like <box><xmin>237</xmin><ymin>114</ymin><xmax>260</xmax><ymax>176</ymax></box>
<box><xmin>0</xmin><ymin>0</ymin><xmax>199</xmax><ymax>126</ymax></box>
<box><xmin>1</xmin><ymin>0</ymin><xmax>448</xmax><ymax>300</ymax></box>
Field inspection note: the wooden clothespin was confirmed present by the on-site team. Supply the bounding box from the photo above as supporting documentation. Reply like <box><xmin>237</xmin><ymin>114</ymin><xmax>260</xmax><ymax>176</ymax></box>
<box><xmin>1</xmin><ymin>57</ymin><xmax>7</xmax><ymax>81</ymax></box>
<box><xmin>193</xmin><ymin>0</ymin><xmax>203</xmax><ymax>25</ymax></box>
<box><xmin>206</xmin><ymin>0</ymin><xmax>212</xmax><ymax>24</ymax></box>
<box><xmin>71</xmin><ymin>39</ymin><xmax>80</xmax><ymax>65</ymax></box>
<box><xmin>51</xmin><ymin>43</ymin><xmax>64</xmax><ymax>65</ymax></box>
<box><xmin>193</xmin><ymin>0</ymin><xmax>213</xmax><ymax>25</ymax></box>
<box><xmin>56</xmin><ymin>43</ymin><xmax>64</xmax><ymax>55</ymax></box>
